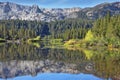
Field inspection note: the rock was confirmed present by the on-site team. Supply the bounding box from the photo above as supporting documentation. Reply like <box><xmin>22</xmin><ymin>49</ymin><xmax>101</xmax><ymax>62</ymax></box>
<box><xmin>0</xmin><ymin>2</ymin><xmax>81</xmax><ymax>22</ymax></box>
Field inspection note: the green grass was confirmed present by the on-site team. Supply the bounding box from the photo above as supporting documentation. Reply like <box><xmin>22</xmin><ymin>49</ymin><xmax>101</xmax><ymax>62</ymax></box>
<box><xmin>0</xmin><ymin>38</ymin><xmax>6</xmax><ymax>42</ymax></box>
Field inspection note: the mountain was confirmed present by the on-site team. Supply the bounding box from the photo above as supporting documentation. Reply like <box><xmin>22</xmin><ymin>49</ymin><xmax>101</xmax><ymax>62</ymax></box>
<box><xmin>77</xmin><ymin>2</ymin><xmax>120</xmax><ymax>19</ymax></box>
<box><xmin>0</xmin><ymin>2</ymin><xmax>80</xmax><ymax>22</ymax></box>
<box><xmin>0</xmin><ymin>2</ymin><xmax>120</xmax><ymax>21</ymax></box>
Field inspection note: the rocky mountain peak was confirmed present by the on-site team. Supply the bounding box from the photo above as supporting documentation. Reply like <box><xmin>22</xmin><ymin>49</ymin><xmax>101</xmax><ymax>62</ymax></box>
<box><xmin>0</xmin><ymin>2</ymin><xmax>120</xmax><ymax>21</ymax></box>
<box><xmin>31</xmin><ymin>4</ymin><xmax>42</xmax><ymax>13</ymax></box>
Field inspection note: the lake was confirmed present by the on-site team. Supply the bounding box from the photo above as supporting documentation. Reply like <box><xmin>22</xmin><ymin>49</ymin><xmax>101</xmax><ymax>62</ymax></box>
<box><xmin>0</xmin><ymin>43</ymin><xmax>119</xmax><ymax>80</ymax></box>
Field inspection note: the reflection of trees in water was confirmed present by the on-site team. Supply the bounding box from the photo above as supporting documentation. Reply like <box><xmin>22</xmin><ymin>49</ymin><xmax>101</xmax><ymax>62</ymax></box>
<box><xmin>47</xmin><ymin>49</ymin><xmax>86</xmax><ymax>63</ymax></box>
<box><xmin>68</xmin><ymin>48</ymin><xmax>120</xmax><ymax>79</ymax></box>
<box><xmin>91</xmin><ymin>50</ymin><xmax>120</xmax><ymax>79</ymax></box>
<box><xmin>0</xmin><ymin>44</ymin><xmax>120</xmax><ymax>79</ymax></box>
<box><xmin>0</xmin><ymin>44</ymin><xmax>86</xmax><ymax>63</ymax></box>
<box><xmin>0</xmin><ymin>44</ymin><xmax>38</xmax><ymax>60</ymax></box>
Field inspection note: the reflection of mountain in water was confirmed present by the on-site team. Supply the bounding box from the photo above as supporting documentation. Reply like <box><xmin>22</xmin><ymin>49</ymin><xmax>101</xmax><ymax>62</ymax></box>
<box><xmin>0</xmin><ymin>43</ymin><xmax>120</xmax><ymax>79</ymax></box>
<box><xmin>0</xmin><ymin>60</ymin><xmax>79</xmax><ymax>79</ymax></box>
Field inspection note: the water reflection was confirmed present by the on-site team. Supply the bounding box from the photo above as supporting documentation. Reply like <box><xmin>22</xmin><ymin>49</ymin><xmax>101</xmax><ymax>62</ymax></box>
<box><xmin>0</xmin><ymin>43</ymin><xmax>119</xmax><ymax>80</ymax></box>
<box><xmin>7</xmin><ymin>73</ymin><xmax>103</xmax><ymax>80</ymax></box>
<box><xmin>0</xmin><ymin>60</ymin><xmax>79</xmax><ymax>79</ymax></box>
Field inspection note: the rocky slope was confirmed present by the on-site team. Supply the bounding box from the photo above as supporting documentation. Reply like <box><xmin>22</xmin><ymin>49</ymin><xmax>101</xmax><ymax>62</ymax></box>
<box><xmin>0</xmin><ymin>2</ymin><xmax>120</xmax><ymax>21</ymax></box>
<box><xmin>0</xmin><ymin>2</ymin><xmax>80</xmax><ymax>22</ymax></box>
<box><xmin>77</xmin><ymin>2</ymin><xmax>120</xmax><ymax>19</ymax></box>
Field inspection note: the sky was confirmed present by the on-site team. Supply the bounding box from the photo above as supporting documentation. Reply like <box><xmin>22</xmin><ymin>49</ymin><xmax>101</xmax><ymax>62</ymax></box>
<box><xmin>0</xmin><ymin>0</ymin><xmax>119</xmax><ymax>8</ymax></box>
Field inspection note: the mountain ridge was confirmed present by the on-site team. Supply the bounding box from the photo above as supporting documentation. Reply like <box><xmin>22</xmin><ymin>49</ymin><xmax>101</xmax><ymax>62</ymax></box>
<box><xmin>77</xmin><ymin>2</ymin><xmax>120</xmax><ymax>19</ymax></box>
<box><xmin>0</xmin><ymin>2</ymin><xmax>120</xmax><ymax>21</ymax></box>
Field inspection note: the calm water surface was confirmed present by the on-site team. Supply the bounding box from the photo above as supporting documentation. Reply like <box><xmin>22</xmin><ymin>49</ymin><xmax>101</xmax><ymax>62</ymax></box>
<box><xmin>0</xmin><ymin>43</ymin><xmax>119</xmax><ymax>80</ymax></box>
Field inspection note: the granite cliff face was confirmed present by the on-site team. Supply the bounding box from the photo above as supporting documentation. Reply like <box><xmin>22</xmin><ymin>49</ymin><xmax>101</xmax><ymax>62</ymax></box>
<box><xmin>0</xmin><ymin>2</ymin><xmax>80</xmax><ymax>22</ymax></box>
<box><xmin>0</xmin><ymin>2</ymin><xmax>120</xmax><ymax>21</ymax></box>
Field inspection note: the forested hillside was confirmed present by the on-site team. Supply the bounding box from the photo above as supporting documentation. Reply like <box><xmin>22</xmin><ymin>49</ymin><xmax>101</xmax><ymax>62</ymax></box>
<box><xmin>0</xmin><ymin>19</ymin><xmax>92</xmax><ymax>40</ymax></box>
<box><xmin>91</xmin><ymin>14</ymin><xmax>120</xmax><ymax>44</ymax></box>
<box><xmin>0</xmin><ymin>14</ymin><xmax>120</xmax><ymax>47</ymax></box>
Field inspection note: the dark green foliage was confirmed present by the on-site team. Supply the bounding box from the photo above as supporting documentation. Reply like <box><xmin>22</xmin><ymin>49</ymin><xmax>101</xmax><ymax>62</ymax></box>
<box><xmin>45</xmin><ymin>19</ymin><xmax>92</xmax><ymax>40</ymax></box>
<box><xmin>0</xmin><ymin>19</ymin><xmax>92</xmax><ymax>40</ymax></box>
<box><xmin>0</xmin><ymin>14</ymin><xmax>119</xmax><ymax>43</ymax></box>
<box><xmin>92</xmin><ymin>14</ymin><xmax>120</xmax><ymax>44</ymax></box>
<box><xmin>0</xmin><ymin>20</ymin><xmax>37</xmax><ymax>40</ymax></box>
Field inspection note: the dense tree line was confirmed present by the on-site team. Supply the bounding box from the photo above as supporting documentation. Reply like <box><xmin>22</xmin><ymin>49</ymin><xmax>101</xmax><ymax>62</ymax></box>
<box><xmin>0</xmin><ymin>19</ymin><xmax>92</xmax><ymax>40</ymax></box>
<box><xmin>0</xmin><ymin>14</ymin><xmax>119</xmax><ymax>42</ymax></box>
<box><xmin>92</xmin><ymin>14</ymin><xmax>120</xmax><ymax>44</ymax></box>
<box><xmin>0</xmin><ymin>20</ymin><xmax>37</xmax><ymax>40</ymax></box>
